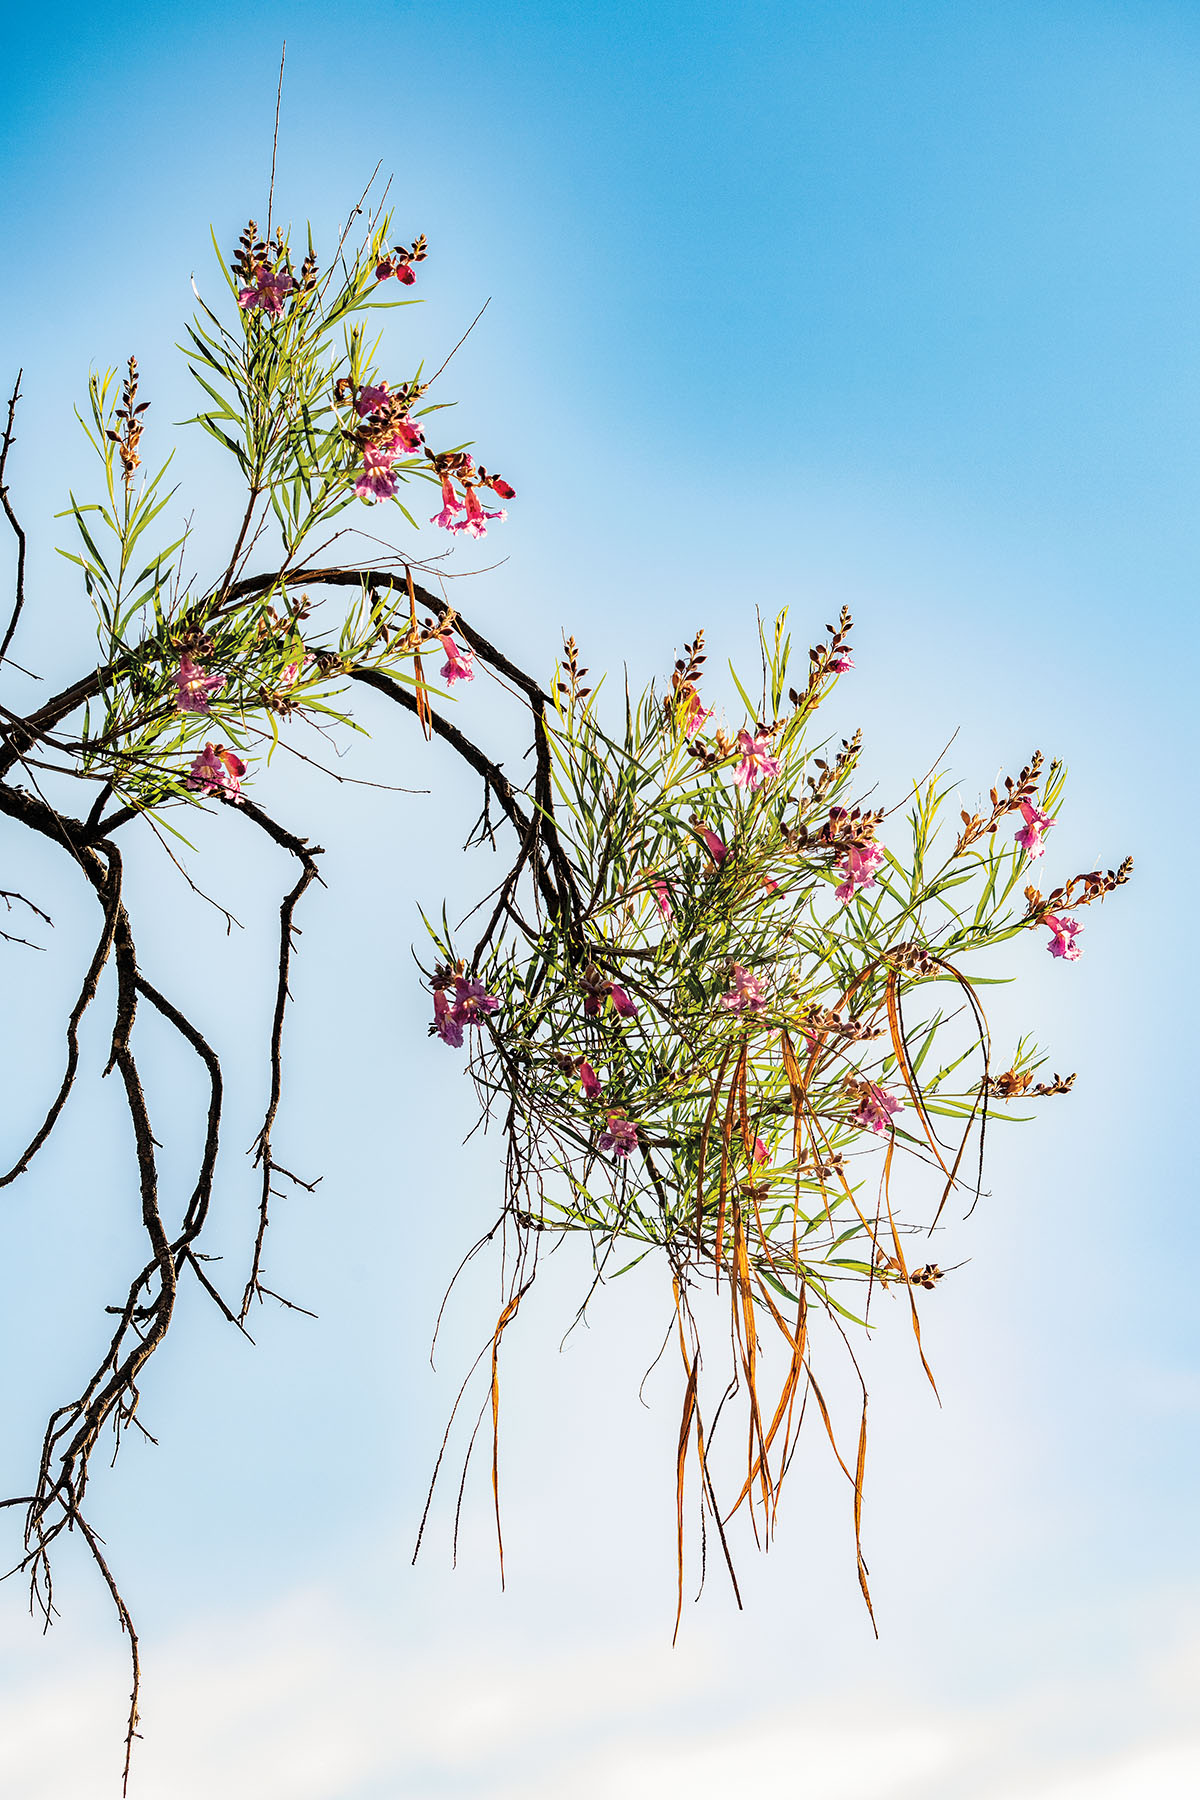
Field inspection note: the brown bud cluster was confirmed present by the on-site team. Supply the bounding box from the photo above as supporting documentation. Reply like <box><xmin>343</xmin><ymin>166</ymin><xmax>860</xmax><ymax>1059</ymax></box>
<box><xmin>955</xmin><ymin>751</ymin><xmax>1046</xmax><ymax>855</ymax></box>
<box><xmin>788</xmin><ymin>606</ymin><xmax>853</xmax><ymax>709</ymax></box>
<box><xmin>106</xmin><ymin>357</ymin><xmax>148</xmax><ymax>488</ymax></box>
<box><xmin>1024</xmin><ymin>855</ymin><xmax>1133</xmax><ymax>922</ymax></box>
<box><xmin>984</xmin><ymin>1067</ymin><xmax>1076</xmax><ymax>1099</ymax></box>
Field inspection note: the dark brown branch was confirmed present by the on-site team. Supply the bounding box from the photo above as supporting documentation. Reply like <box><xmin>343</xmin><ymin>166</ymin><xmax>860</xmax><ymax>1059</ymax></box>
<box><xmin>0</xmin><ymin>371</ymin><xmax>28</xmax><ymax>666</ymax></box>
<box><xmin>236</xmin><ymin>797</ymin><xmax>323</xmax><ymax>1320</ymax></box>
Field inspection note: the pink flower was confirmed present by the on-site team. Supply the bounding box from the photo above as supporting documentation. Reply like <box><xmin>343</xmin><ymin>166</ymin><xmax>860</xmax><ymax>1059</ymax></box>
<box><xmin>433</xmin><ymin>989</ymin><xmax>464</xmax><ymax>1048</ymax></box>
<box><xmin>720</xmin><ymin>964</ymin><xmax>766</xmax><ymax>1013</ymax></box>
<box><xmin>355</xmin><ymin>441</ymin><xmax>401</xmax><ymax>503</ymax></box>
<box><xmin>734</xmin><ymin>729</ymin><xmax>781</xmax><ymax>791</ymax></box>
<box><xmin>680</xmin><ymin>689</ymin><xmax>711</xmax><ymax>739</ymax></box>
<box><xmin>762</xmin><ymin>877</ymin><xmax>780</xmax><ymax>894</ymax></box>
<box><xmin>446</xmin><ymin>485</ymin><xmax>507</xmax><ymax>540</ymax></box>
<box><xmin>174</xmin><ymin>655</ymin><xmax>223</xmax><ymax>714</ymax></box>
<box><xmin>1015</xmin><ymin>800</ymin><xmax>1055</xmax><ymax>860</ymax></box>
<box><xmin>186</xmin><ymin>742</ymin><xmax>246</xmax><ymax>804</ymax></box>
<box><xmin>238</xmin><ymin>265</ymin><xmax>296</xmax><ymax>317</ymax></box>
<box><xmin>281</xmin><ymin>654</ymin><xmax>315</xmax><ymax>688</ymax></box>
<box><xmin>834</xmin><ymin>842</ymin><xmax>885</xmax><ymax>905</ymax></box>
<box><xmin>356</xmin><ymin>383</ymin><xmax>390</xmax><ymax>417</ymax></box>
<box><xmin>375</xmin><ymin>256</ymin><xmax>416</xmax><ymax>285</ymax></box>
<box><xmin>450</xmin><ymin>976</ymin><xmax>500</xmax><ymax>1025</ymax></box>
<box><xmin>850</xmin><ymin>1083</ymin><xmax>902</xmax><ymax>1136</ymax></box>
<box><xmin>599</xmin><ymin>1111</ymin><xmax>638</xmax><ymax>1158</ymax></box>
<box><xmin>489</xmin><ymin>476</ymin><xmax>516</xmax><ymax>500</ymax></box>
<box><xmin>651</xmin><ymin>878</ymin><xmax>672</xmax><ymax>919</ymax></box>
<box><xmin>388</xmin><ymin>417</ymin><xmax>424</xmax><ymax>455</ymax></box>
<box><xmin>439</xmin><ymin>634</ymin><xmax>475</xmax><ymax>685</ymax></box>
<box><xmin>431</xmin><ymin>476</ymin><xmax>465</xmax><ymax>531</ymax></box>
<box><xmin>830</xmin><ymin>652</ymin><xmax>854</xmax><ymax>673</ymax></box>
<box><xmin>753</xmin><ymin>1136</ymin><xmax>769</xmax><ymax>1165</ymax></box>
<box><xmin>696</xmin><ymin>824</ymin><xmax>728</xmax><ymax>866</ymax></box>
<box><xmin>1043</xmin><ymin>913</ymin><xmax>1083</xmax><ymax>960</ymax></box>
<box><xmin>609</xmin><ymin>984</ymin><xmax>638</xmax><ymax>1020</ymax></box>
<box><xmin>579</xmin><ymin>1059</ymin><xmax>603</xmax><ymax>1099</ymax></box>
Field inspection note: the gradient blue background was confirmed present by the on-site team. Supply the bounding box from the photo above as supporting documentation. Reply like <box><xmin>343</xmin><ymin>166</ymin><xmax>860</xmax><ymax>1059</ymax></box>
<box><xmin>0</xmin><ymin>3</ymin><xmax>1196</xmax><ymax>1795</ymax></box>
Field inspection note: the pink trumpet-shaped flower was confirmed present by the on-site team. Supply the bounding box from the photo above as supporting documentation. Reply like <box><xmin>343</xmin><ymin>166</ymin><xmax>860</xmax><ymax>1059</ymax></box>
<box><xmin>830</xmin><ymin>651</ymin><xmax>854</xmax><ymax>673</ymax></box>
<box><xmin>834</xmin><ymin>842</ymin><xmax>885</xmax><ymax>905</ymax></box>
<box><xmin>489</xmin><ymin>475</ymin><xmax>516</xmax><ymax>500</ymax></box>
<box><xmin>762</xmin><ymin>877</ymin><xmax>781</xmax><ymax>894</ymax></box>
<box><xmin>356</xmin><ymin>383</ymin><xmax>391</xmax><ymax>417</ymax></box>
<box><xmin>753</xmin><ymin>1136</ymin><xmax>769</xmax><ymax>1165</ymax></box>
<box><xmin>388</xmin><ymin>417</ymin><xmax>424</xmax><ymax>456</ymax></box>
<box><xmin>578</xmin><ymin>1059</ymin><xmax>603</xmax><ymax>1099</ymax></box>
<box><xmin>1015</xmin><ymin>800</ymin><xmax>1055</xmax><ymax>860</ymax></box>
<box><xmin>720</xmin><ymin>964</ymin><xmax>766</xmax><ymax>1013</ymax></box>
<box><xmin>679</xmin><ymin>688</ymin><xmax>711</xmax><ymax>739</ymax></box>
<box><xmin>174</xmin><ymin>655</ymin><xmax>223</xmax><ymax>714</ymax></box>
<box><xmin>238</xmin><ymin>265</ymin><xmax>295</xmax><ymax>317</ymax></box>
<box><xmin>696</xmin><ymin>824</ymin><xmax>728</xmax><ymax>866</ymax></box>
<box><xmin>448</xmin><ymin>484</ymin><xmax>507</xmax><ymax>540</ymax></box>
<box><xmin>355</xmin><ymin>441</ymin><xmax>401</xmax><ymax>503</ymax></box>
<box><xmin>186</xmin><ymin>742</ymin><xmax>246</xmax><ymax>804</ymax></box>
<box><xmin>450</xmin><ymin>976</ymin><xmax>500</xmax><ymax>1025</ymax></box>
<box><xmin>734</xmin><ymin>729</ymin><xmax>782</xmax><ymax>791</ymax></box>
<box><xmin>599</xmin><ymin>1111</ymin><xmax>638</xmax><ymax>1158</ymax></box>
<box><xmin>439</xmin><ymin>634</ymin><xmax>475</xmax><ymax>684</ymax></box>
<box><xmin>1043</xmin><ymin>913</ymin><xmax>1083</xmax><ymax>960</ymax></box>
<box><xmin>431</xmin><ymin>476</ymin><xmax>465</xmax><ymax>531</ymax></box>
<box><xmin>609</xmin><ymin>984</ymin><xmax>638</xmax><ymax>1020</ymax></box>
<box><xmin>850</xmin><ymin>1082</ymin><xmax>902</xmax><ymax>1136</ymax></box>
<box><xmin>650</xmin><ymin>878</ymin><xmax>672</xmax><ymax>919</ymax></box>
<box><xmin>433</xmin><ymin>989</ymin><xmax>464</xmax><ymax>1048</ymax></box>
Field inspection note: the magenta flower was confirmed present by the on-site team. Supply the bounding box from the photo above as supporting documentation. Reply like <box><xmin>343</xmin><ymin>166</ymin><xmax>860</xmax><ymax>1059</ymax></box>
<box><xmin>450</xmin><ymin>976</ymin><xmax>500</xmax><ymax>1025</ymax></box>
<box><xmin>355</xmin><ymin>442</ymin><xmax>401</xmax><ymax>503</ymax></box>
<box><xmin>850</xmin><ymin>1082</ymin><xmax>902</xmax><ymax>1136</ymax></box>
<box><xmin>174</xmin><ymin>655</ymin><xmax>223</xmax><ymax>714</ymax></box>
<box><xmin>834</xmin><ymin>842</ymin><xmax>885</xmax><ymax>904</ymax></box>
<box><xmin>651</xmin><ymin>878</ymin><xmax>672</xmax><ymax>919</ymax></box>
<box><xmin>1043</xmin><ymin>913</ymin><xmax>1083</xmax><ymax>960</ymax></box>
<box><xmin>489</xmin><ymin>475</ymin><xmax>516</xmax><ymax>500</ymax></box>
<box><xmin>447</xmin><ymin>485</ymin><xmax>507</xmax><ymax>540</ymax></box>
<box><xmin>238</xmin><ymin>266</ymin><xmax>296</xmax><ymax>317</ymax></box>
<box><xmin>734</xmin><ymin>729</ymin><xmax>782</xmax><ymax>791</ymax></box>
<box><xmin>599</xmin><ymin>1111</ymin><xmax>638</xmax><ymax>1159</ymax></box>
<box><xmin>433</xmin><ymin>989</ymin><xmax>464</xmax><ymax>1048</ymax></box>
<box><xmin>830</xmin><ymin>651</ymin><xmax>854</xmax><ymax>674</ymax></box>
<box><xmin>431</xmin><ymin>476</ymin><xmax>465</xmax><ymax>531</ymax></box>
<box><xmin>762</xmin><ymin>877</ymin><xmax>781</xmax><ymax>894</ymax></box>
<box><xmin>186</xmin><ymin>742</ymin><xmax>246</xmax><ymax>804</ymax></box>
<box><xmin>356</xmin><ymin>382</ymin><xmax>391</xmax><ymax>418</ymax></box>
<box><xmin>609</xmin><ymin>984</ymin><xmax>638</xmax><ymax>1020</ymax></box>
<box><xmin>1015</xmin><ymin>800</ymin><xmax>1055</xmax><ymax>860</ymax></box>
<box><xmin>697</xmin><ymin>824</ymin><xmax>728</xmax><ymax>866</ymax></box>
<box><xmin>388</xmin><ymin>417</ymin><xmax>424</xmax><ymax>456</ymax></box>
<box><xmin>720</xmin><ymin>963</ymin><xmax>766</xmax><ymax>1013</ymax></box>
<box><xmin>439</xmin><ymin>634</ymin><xmax>475</xmax><ymax>685</ymax></box>
<box><xmin>375</xmin><ymin>256</ymin><xmax>417</xmax><ymax>285</ymax></box>
<box><xmin>753</xmin><ymin>1136</ymin><xmax>769</xmax><ymax>1165</ymax></box>
<box><xmin>680</xmin><ymin>689</ymin><xmax>712</xmax><ymax>739</ymax></box>
<box><xmin>578</xmin><ymin>1059</ymin><xmax>603</xmax><ymax>1099</ymax></box>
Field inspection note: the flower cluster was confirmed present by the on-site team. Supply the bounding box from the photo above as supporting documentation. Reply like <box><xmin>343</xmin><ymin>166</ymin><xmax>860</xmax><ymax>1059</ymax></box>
<box><xmin>427</xmin><ymin>452</ymin><xmax>515</xmax><ymax>539</ymax></box>
<box><xmin>375</xmin><ymin>234</ymin><xmax>427</xmax><ymax>285</ymax></box>
<box><xmin>186</xmin><ymin>743</ymin><xmax>246</xmax><ymax>803</ymax></box>
<box><xmin>432</xmin><ymin>969</ymin><xmax>500</xmax><ymax>1047</ymax></box>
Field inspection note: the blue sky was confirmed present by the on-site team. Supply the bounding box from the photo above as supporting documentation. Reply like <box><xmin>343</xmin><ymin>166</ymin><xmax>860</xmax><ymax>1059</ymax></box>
<box><xmin>0</xmin><ymin>3</ymin><xmax>1197</xmax><ymax>1795</ymax></box>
